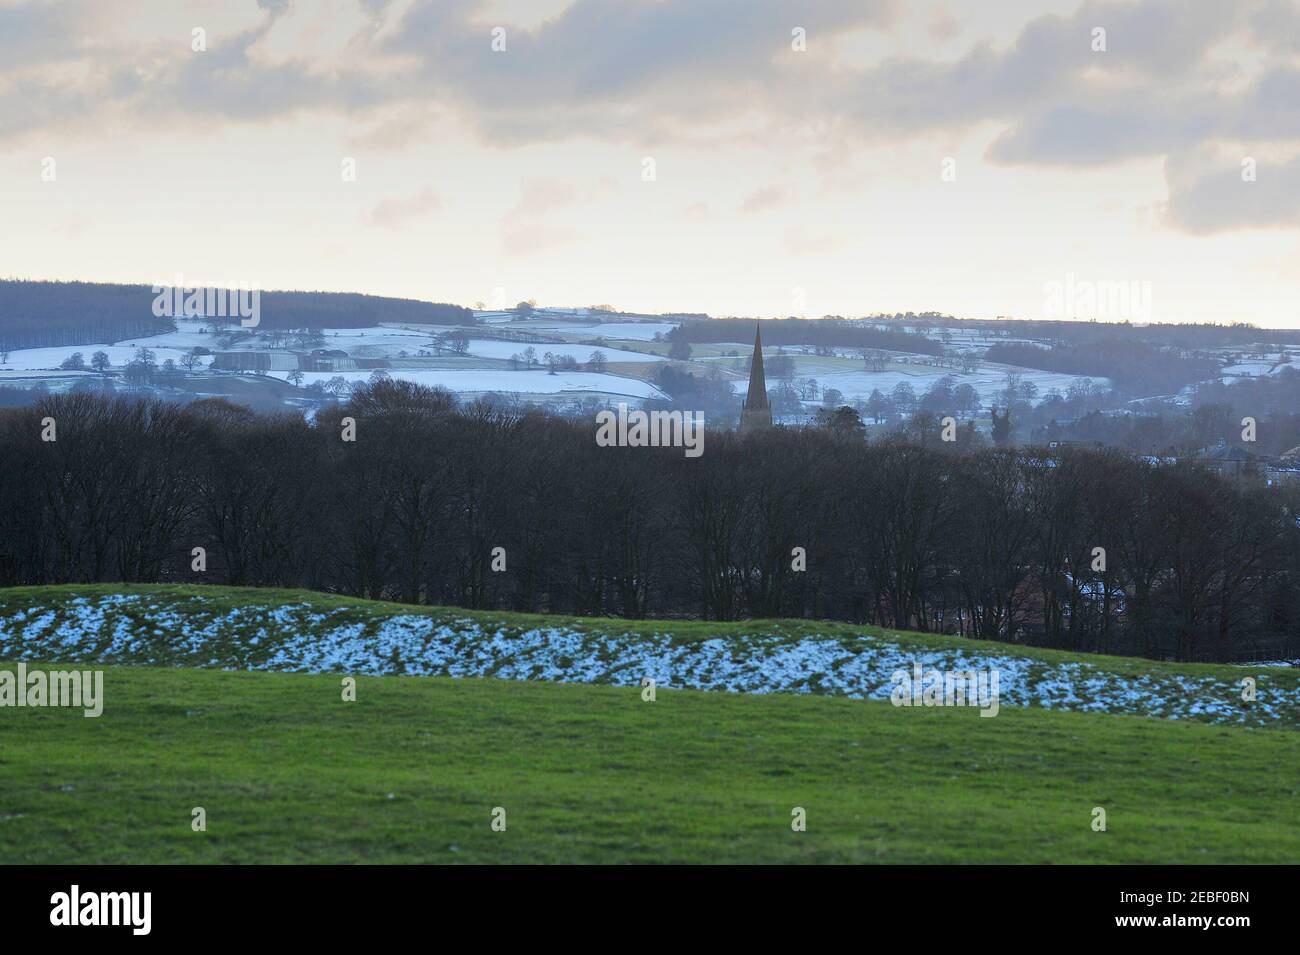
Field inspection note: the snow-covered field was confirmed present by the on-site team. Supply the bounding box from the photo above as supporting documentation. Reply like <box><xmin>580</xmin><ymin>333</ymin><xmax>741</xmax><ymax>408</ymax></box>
<box><xmin>0</xmin><ymin>317</ymin><xmax>671</xmax><ymax>404</ymax></box>
<box><xmin>802</xmin><ymin>366</ymin><xmax>1099</xmax><ymax>405</ymax></box>
<box><xmin>473</xmin><ymin>319</ymin><xmax>678</xmax><ymax>342</ymax></box>
<box><xmin>695</xmin><ymin>341</ymin><xmax>1104</xmax><ymax>406</ymax></box>
<box><xmin>706</xmin><ymin>362</ymin><xmax>1104</xmax><ymax>407</ymax></box>
<box><xmin>270</xmin><ymin>368</ymin><xmax>667</xmax><ymax>399</ymax></box>
<box><xmin>461</xmin><ymin>338</ymin><xmax>663</xmax><ymax>363</ymax></box>
<box><xmin>582</xmin><ymin>322</ymin><xmax>678</xmax><ymax>341</ymax></box>
<box><xmin>12</xmin><ymin>315</ymin><xmax>1292</xmax><ymax>418</ymax></box>
<box><xmin>115</xmin><ymin>323</ymin><xmax>216</xmax><ymax>350</ymax></box>
<box><xmin>1220</xmin><ymin>359</ymin><xmax>1294</xmax><ymax>378</ymax></box>
<box><xmin>0</xmin><ymin>320</ymin><xmax>230</xmax><ymax>373</ymax></box>
<box><xmin>0</xmin><ymin>370</ymin><xmax>97</xmax><ymax>385</ymax></box>
<box><xmin>3</xmin><ymin>593</ymin><xmax>1294</xmax><ymax>728</ymax></box>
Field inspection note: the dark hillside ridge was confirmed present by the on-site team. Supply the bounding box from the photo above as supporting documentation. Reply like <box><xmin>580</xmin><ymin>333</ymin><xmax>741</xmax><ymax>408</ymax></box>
<box><xmin>0</xmin><ymin>279</ymin><xmax>473</xmax><ymax>350</ymax></box>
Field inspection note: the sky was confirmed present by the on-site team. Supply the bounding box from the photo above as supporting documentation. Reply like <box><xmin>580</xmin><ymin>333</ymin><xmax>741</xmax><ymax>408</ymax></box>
<box><xmin>1</xmin><ymin>0</ymin><xmax>1299</xmax><ymax>327</ymax></box>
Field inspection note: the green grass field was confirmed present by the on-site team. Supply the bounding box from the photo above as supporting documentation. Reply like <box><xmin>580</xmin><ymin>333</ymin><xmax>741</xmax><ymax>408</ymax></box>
<box><xmin>4</xmin><ymin>665</ymin><xmax>1299</xmax><ymax>863</ymax></box>
<box><xmin>2</xmin><ymin>585</ymin><xmax>1297</xmax><ymax>863</ymax></box>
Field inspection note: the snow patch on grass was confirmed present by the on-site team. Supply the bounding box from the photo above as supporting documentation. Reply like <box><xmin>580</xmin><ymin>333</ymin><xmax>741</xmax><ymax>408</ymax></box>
<box><xmin>1</xmin><ymin>594</ymin><xmax>1294</xmax><ymax>728</ymax></box>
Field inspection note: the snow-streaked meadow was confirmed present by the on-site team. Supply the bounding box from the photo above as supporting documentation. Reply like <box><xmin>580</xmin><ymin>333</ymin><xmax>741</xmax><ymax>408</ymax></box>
<box><xmin>268</xmin><ymin>368</ymin><xmax>667</xmax><ymax>399</ymax></box>
<box><xmin>477</xmin><ymin>319</ymin><xmax>679</xmax><ymax>341</ymax></box>
<box><xmin>582</xmin><ymin>322</ymin><xmax>679</xmax><ymax>341</ymax></box>
<box><xmin>0</xmin><ymin>318</ymin><xmax>666</xmax><ymax>404</ymax></box>
<box><xmin>698</xmin><ymin>348</ymin><xmax>1106</xmax><ymax>408</ymax></box>
<box><xmin>460</xmin><ymin>338</ymin><xmax>663</xmax><ymax>363</ymax></box>
<box><xmin>2</xmin><ymin>593</ymin><xmax>1294</xmax><ymax>728</ymax></box>
<box><xmin>1219</xmin><ymin>359</ymin><xmax>1294</xmax><ymax>379</ymax></box>
<box><xmin>801</xmin><ymin>365</ymin><xmax>1101</xmax><ymax>407</ymax></box>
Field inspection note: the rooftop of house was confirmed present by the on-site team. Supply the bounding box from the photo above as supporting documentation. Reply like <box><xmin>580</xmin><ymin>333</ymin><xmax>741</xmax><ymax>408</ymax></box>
<box><xmin>1197</xmin><ymin>442</ymin><xmax>1255</xmax><ymax>462</ymax></box>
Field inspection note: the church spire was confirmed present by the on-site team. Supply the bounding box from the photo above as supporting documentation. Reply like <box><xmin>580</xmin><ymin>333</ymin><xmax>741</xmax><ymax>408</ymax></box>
<box><xmin>739</xmin><ymin>324</ymin><xmax>773</xmax><ymax>433</ymax></box>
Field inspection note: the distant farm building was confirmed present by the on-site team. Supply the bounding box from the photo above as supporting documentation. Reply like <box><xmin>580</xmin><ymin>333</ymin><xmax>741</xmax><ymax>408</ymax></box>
<box><xmin>210</xmin><ymin>351</ymin><xmax>300</xmax><ymax>373</ymax></box>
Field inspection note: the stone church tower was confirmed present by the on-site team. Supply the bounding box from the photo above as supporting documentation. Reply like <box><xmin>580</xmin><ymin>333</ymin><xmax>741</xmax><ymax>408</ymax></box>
<box><xmin>739</xmin><ymin>324</ymin><xmax>773</xmax><ymax>434</ymax></box>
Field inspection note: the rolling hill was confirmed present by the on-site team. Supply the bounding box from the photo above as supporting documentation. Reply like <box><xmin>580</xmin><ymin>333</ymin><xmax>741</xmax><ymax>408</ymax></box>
<box><xmin>1</xmin><ymin>585</ymin><xmax>1297</xmax><ymax>863</ymax></box>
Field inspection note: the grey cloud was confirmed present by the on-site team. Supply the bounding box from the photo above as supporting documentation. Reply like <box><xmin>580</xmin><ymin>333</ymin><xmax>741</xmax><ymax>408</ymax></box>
<box><xmin>986</xmin><ymin>63</ymin><xmax>1300</xmax><ymax>168</ymax></box>
<box><xmin>0</xmin><ymin>0</ymin><xmax>1276</xmax><ymax>148</ymax></box>
<box><xmin>680</xmin><ymin>201</ymin><xmax>710</xmax><ymax>221</ymax></box>
<box><xmin>0</xmin><ymin>0</ymin><xmax>99</xmax><ymax>71</ymax></box>
<box><xmin>3</xmin><ymin>0</ymin><xmax>1300</xmax><ymax>236</ymax></box>
<box><xmin>1164</xmin><ymin>152</ymin><xmax>1300</xmax><ymax>233</ymax></box>
<box><xmin>833</xmin><ymin>0</ymin><xmax>1248</xmax><ymax>142</ymax></box>
<box><xmin>928</xmin><ymin>11</ymin><xmax>960</xmax><ymax>43</ymax></box>
<box><xmin>502</xmin><ymin>223</ymin><xmax>583</xmax><ymax>256</ymax></box>
<box><xmin>986</xmin><ymin>101</ymin><xmax>1205</xmax><ymax>167</ymax></box>
<box><xmin>383</xmin><ymin>0</ymin><xmax>895</xmax><ymax>138</ymax></box>
<box><xmin>0</xmin><ymin>1</ymin><xmax>385</xmax><ymax>141</ymax></box>
<box><xmin>507</xmin><ymin>179</ymin><xmax>587</xmax><ymax>219</ymax></box>
<box><xmin>1</xmin><ymin>0</ymin><xmax>1257</xmax><ymax>152</ymax></box>
<box><xmin>363</xmin><ymin>187</ymin><xmax>443</xmax><ymax>228</ymax></box>
<box><xmin>1250</xmin><ymin>0</ymin><xmax>1300</xmax><ymax>53</ymax></box>
<box><xmin>785</xmin><ymin>224</ymin><xmax>850</xmax><ymax>256</ymax></box>
<box><xmin>392</xmin><ymin>0</ymin><xmax>895</xmax><ymax>92</ymax></box>
<box><xmin>739</xmin><ymin>184</ymin><xmax>793</xmax><ymax>214</ymax></box>
<box><xmin>146</xmin><ymin>16</ymin><xmax>389</xmax><ymax>121</ymax></box>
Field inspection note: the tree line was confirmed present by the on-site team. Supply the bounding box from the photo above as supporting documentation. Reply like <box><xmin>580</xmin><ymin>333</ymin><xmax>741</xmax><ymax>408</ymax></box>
<box><xmin>983</xmin><ymin>341</ymin><xmax>1221</xmax><ymax>396</ymax></box>
<box><xmin>2</xmin><ymin>383</ymin><xmax>1297</xmax><ymax>662</ymax></box>
<box><xmin>929</xmin><ymin>317</ymin><xmax>1300</xmax><ymax>350</ymax></box>
<box><xmin>1034</xmin><ymin>369</ymin><xmax>1300</xmax><ymax>456</ymax></box>
<box><xmin>0</xmin><ymin>280</ymin><xmax>173</xmax><ymax>350</ymax></box>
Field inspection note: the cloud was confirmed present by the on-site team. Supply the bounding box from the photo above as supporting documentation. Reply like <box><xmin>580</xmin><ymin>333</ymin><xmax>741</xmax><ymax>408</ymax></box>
<box><xmin>928</xmin><ymin>11</ymin><xmax>960</xmax><ymax>43</ymax></box>
<box><xmin>986</xmin><ymin>103</ymin><xmax>1173</xmax><ymax>167</ymax></box>
<box><xmin>0</xmin><ymin>1</ymin><xmax>89</xmax><ymax>70</ymax></box>
<box><xmin>386</xmin><ymin>0</ymin><xmax>896</xmax><ymax>116</ymax></box>
<box><xmin>506</xmin><ymin>178</ymin><xmax>589</xmax><ymax>219</ymax></box>
<box><xmin>738</xmin><ymin>184</ymin><xmax>793</xmax><ymax>214</ymax></box>
<box><xmin>363</xmin><ymin>187</ymin><xmax>443</xmax><ymax>228</ymax></box>
<box><xmin>1163</xmin><ymin>150</ymin><xmax>1300</xmax><ymax>233</ymax></box>
<box><xmin>0</xmin><ymin>0</ymin><xmax>1268</xmax><ymax>156</ymax></box>
<box><xmin>502</xmin><ymin>223</ymin><xmax>583</xmax><ymax>256</ymax></box>
<box><xmin>1250</xmin><ymin>0</ymin><xmax>1300</xmax><ymax>54</ymax></box>
<box><xmin>345</xmin><ymin>104</ymin><xmax>442</xmax><ymax>149</ymax></box>
<box><xmin>0</xmin><ymin>0</ymin><xmax>895</xmax><ymax>146</ymax></box>
<box><xmin>4</xmin><ymin>0</ymin><xmax>1300</xmax><ymax>235</ymax></box>
<box><xmin>785</xmin><ymin>225</ymin><xmax>851</xmax><ymax>256</ymax></box>
<box><xmin>680</xmin><ymin>201</ymin><xmax>710</xmax><ymax>222</ymax></box>
<box><xmin>499</xmin><ymin>177</ymin><xmax>610</xmax><ymax>254</ymax></box>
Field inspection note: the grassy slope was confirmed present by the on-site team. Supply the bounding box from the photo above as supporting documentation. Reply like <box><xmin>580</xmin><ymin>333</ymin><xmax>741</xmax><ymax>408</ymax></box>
<box><xmin>3</xmin><ymin>582</ymin><xmax>1292</xmax><ymax>677</ymax></box>
<box><xmin>1</xmin><ymin>584</ymin><xmax>1295</xmax><ymax>726</ymax></box>
<box><xmin>1</xmin><ymin>584</ymin><xmax>1297</xmax><ymax>863</ymax></box>
<box><xmin>2</xmin><ymin>665</ymin><xmax>1298</xmax><ymax>864</ymax></box>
